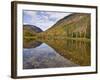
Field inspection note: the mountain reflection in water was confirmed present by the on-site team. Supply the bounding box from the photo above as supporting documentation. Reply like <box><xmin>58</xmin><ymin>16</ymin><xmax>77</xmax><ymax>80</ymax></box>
<box><xmin>23</xmin><ymin>39</ymin><xmax>90</xmax><ymax>69</ymax></box>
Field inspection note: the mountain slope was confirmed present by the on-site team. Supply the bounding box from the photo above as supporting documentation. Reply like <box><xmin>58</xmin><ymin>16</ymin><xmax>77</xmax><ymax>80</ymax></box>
<box><xmin>38</xmin><ymin>13</ymin><xmax>91</xmax><ymax>39</ymax></box>
<box><xmin>23</xmin><ymin>25</ymin><xmax>42</xmax><ymax>37</ymax></box>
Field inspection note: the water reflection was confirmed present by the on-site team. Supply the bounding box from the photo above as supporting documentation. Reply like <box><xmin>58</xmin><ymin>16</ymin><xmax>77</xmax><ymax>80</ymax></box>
<box><xmin>23</xmin><ymin>39</ymin><xmax>90</xmax><ymax>69</ymax></box>
<box><xmin>23</xmin><ymin>38</ymin><xmax>42</xmax><ymax>48</ymax></box>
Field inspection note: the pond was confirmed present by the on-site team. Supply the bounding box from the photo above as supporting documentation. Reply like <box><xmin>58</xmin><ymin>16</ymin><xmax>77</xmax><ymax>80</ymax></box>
<box><xmin>23</xmin><ymin>39</ymin><xmax>90</xmax><ymax>69</ymax></box>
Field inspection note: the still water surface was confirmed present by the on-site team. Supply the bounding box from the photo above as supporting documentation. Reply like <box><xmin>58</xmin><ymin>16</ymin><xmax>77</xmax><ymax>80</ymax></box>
<box><xmin>23</xmin><ymin>39</ymin><xmax>90</xmax><ymax>69</ymax></box>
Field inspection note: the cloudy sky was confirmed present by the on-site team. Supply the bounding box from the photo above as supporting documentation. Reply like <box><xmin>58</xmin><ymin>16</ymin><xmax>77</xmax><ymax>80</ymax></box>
<box><xmin>23</xmin><ymin>10</ymin><xmax>71</xmax><ymax>31</ymax></box>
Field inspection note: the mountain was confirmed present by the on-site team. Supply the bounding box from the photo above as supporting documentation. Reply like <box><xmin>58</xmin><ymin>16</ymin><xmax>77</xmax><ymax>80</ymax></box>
<box><xmin>38</xmin><ymin>13</ymin><xmax>91</xmax><ymax>39</ymax></box>
<box><xmin>23</xmin><ymin>25</ymin><xmax>42</xmax><ymax>37</ymax></box>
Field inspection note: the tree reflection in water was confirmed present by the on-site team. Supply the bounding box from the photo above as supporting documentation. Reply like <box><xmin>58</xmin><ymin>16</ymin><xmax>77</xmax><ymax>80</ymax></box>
<box><xmin>23</xmin><ymin>38</ymin><xmax>90</xmax><ymax>69</ymax></box>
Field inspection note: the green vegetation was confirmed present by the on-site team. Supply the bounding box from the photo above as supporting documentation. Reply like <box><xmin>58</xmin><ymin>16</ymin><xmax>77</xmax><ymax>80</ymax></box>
<box><xmin>38</xmin><ymin>13</ymin><xmax>91</xmax><ymax>40</ymax></box>
<box><xmin>24</xmin><ymin>13</ymin><xmax>91</xmax><ymax>41</ymax></box>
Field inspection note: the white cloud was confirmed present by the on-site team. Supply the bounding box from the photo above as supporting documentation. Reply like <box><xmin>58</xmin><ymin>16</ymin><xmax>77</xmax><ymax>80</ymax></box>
<box><xmin>23</xmin><ymin>10</ymin><xmax>71</xmax><ymax>31</ymax></box>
